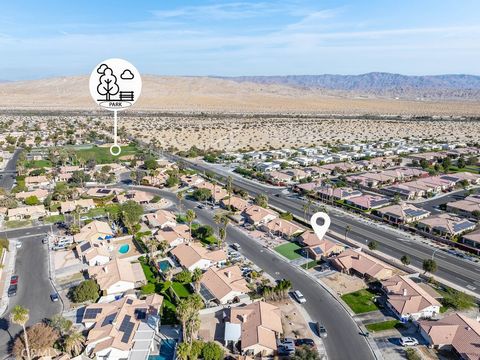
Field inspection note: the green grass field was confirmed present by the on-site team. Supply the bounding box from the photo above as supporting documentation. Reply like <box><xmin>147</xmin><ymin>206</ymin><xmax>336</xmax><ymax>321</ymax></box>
<box><xmin>341</xmin><ymin>289</ymin><xmax>379</xmax><ymax>314</ymax></box>
<box><xmin>365</xmin><ymin>320</ymin><xmax>401</xmax><ymax>332</ymax></box>
<box><xmin>5</xmin><ymin>220</ymin><xmax>32</xmax><ymax>229</ymax></box>
<box><xmin>75</xmin><ymin>144</ymin><xmax>140</xmax><ymax>164</ymax></box>
<box><xmin>274</xmin><ymin>242</ymin><xmax>302</xmax><ymax>260</ymax></box>
<box><xmin>25</xmin><ymin>159</ymin><xmax>52</xmax><ymax>168</ymax></box>
<box><xmin>43</xmin><ymin>214</ymin><xmax>65</xmax><ymax>224</ymax></box>
<box><xmin>172</xmin><ymin>282</ymin><xmax>192</xmax><ymax>298</ymax></box>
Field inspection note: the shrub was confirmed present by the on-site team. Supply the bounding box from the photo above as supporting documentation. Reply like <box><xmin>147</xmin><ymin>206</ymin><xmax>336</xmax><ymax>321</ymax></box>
<box><xmin>201</xmin><ymin>341</ymin><xmax>224</xmax><ymax>360</ymax></box>
<box><xmin>71</xmin><ymin>280</ymin><xmax>99</xmax><ymax>303</ymax></box>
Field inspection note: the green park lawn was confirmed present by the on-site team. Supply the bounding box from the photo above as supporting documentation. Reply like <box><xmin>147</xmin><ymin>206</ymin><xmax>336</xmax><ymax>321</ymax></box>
<box><xmin>341</xmin><ymin>289</ymin><xmax>380</xmax><ymax>314</ymax></box>
<box><xmin>365</xmin><ymin>320</ymin><xmax>401</xmax><ymax>332</ymax></box>
<box><xmin>274</xmin><ymin>242</ymin><xmax>302</xmax><ymax>260</ymax></box>
<box><xmin>75</xmin><ymin>144</ymin><xmax>140</xmax><ymax>164</ymax></box>
<box><xmin>25</xmin><ymin>159</ymin><xmax>52</xmax><ymax>168</ymax></box>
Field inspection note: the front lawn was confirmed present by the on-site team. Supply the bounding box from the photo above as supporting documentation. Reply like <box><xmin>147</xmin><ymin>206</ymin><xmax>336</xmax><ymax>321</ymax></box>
<box><xmin>365</xmin><ymin>320</ymin><xmax>401</xmax><ymax>332</ymax></box>
<box><xmin>5</xmin><ymin>220</ymin><xmax>32</xmax><ymax>229</ymax></box>
<box><xmin>25</xmin><ymin>159</ymin><xmax>52</xmax><ymax>168</ymax></box>
<box><xmin>301</xmin><ymin>260</ymin><xmax>321</xmax><ymax>269</ymax></box>
<box><xmin>172</xmin><ymin>281</ymin><xmax>192</xmax><ymax>298</ymax></box>
<box><xmin>84</xmin><ymin>207</ymin><xmax>107</xmax><ymax>218</ymax></box>
<box><xmin>341</xmin><ymin>289</ymin><xmax>379</xmax><ymax>314</ymax></box>
<box><xmin>44</xmin><ymin>214</ymin><xmax>65</xmax><ymax>224</ymax></box>
<box><xmin>274</xmin><ymin>242</ymin><xmax>302</xmax><ymax>260</ymax></box>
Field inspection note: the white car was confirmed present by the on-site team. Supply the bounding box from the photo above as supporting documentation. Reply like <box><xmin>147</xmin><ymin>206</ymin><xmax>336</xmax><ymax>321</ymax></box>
<box><xmin>15</xmin><ymin>242</ymin><xmax>22</xmax><ymax>249</ymax></box>
<box><xmin>400</xmin><ymin>337</ymin><xmax>419</xmax><ymax>347</ymax></box>
<box><xmin>293</xmin><ymin>290</ymin><xmax>307</xmax><ymax>304</ymax></box>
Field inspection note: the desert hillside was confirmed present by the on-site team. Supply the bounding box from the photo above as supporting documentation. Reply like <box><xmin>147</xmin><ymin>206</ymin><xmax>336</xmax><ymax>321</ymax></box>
<box><xmin>0</xmin><ymin>75</ymin><xmax>479</xmax><ymax>116</ymax></box>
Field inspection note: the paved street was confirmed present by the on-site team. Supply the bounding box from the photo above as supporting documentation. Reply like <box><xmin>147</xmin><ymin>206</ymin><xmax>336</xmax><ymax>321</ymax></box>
<box><xmin>0</xmin><ymin>226</ymin><xmax>61</xmax><ymax>357</ymax></box>
<box><xmin>132</xmin><ymin>185</ymin><xmax>376</xmax><ymax>360</ymax></box>
<box><xmin>0</xmin><ymin>149</ymin><xmax>21</xmax><ymax>190</ymax></box>
<box><xmin>168</xmin><ymin>155</ymin><xmax>480</xmax><ymax>297</ymax></box>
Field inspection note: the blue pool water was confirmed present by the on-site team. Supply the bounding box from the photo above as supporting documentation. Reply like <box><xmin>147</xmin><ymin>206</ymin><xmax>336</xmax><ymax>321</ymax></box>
<box><xmin>158</xmin><ymin>260</ymin><xmax>172</xmax><ymax>272</ymax></box>
<box><xmin>148</xmin><ymin>339</ymin><xmax>176</xmax><ymax>360</ymax></box>
<box><xmin>118</xmin><ymin>244</ymin><xmax>130</xmax><ymax>254</ymax></box>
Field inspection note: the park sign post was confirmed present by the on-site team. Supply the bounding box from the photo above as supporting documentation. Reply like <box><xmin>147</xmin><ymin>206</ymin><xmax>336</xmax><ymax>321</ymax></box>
<box><xmin>89</xmin><ymin>58</ymin><xmax>142</xmax><ymax>156</ymax></box>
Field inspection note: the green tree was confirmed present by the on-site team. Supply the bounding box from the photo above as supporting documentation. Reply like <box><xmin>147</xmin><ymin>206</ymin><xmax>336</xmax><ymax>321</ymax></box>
<box><xmin>144</xmin><ymin>157</ymin><xmax>159</xmax><ymax>170</ymax></box>
<box><xmin>192</xmin><ymin>188</ymin><xmax>212</xmax><ymax>202</ymax></box>
<box><xmin>441</xmin><ymin>157</ymin><xmax>452</xmax><ymax>172</ymax></box>
<box><xmin>368</xmin><ymin>240</ymin><xmax>378</xmax><ymax>251</ymax></box>
<box><xmin>49</xmin><ymin>314</ymin><xmax>72</xmax><ymax>336</ymax></box>
<box><xmin>201</xmin><ymin>341</ymin><xmax>224</xmax><ymax>360</ymax></box>
<box><xmin>254</xmin><ymin>193</ymin><xmax>268</xmax><ymax>208</ymax></box>
<box><xmin>192</xmin><ymin>268</ymin><xmax>203</xmax><ymax>293</ymax></box>
<box><xmin>400</xmin><ymin>255</ymin><xmax>411</xmax><ymax>266</ymax></box>
<box><xmin>69</xmin><ymin>170</ymin><xmax>91</xmax><ymax>187</ymax></box>
<box><xmin>457</xmin><ymin>157</ymin><xmax>466</xmax><ymax>169</ymax></box>
<box><xmin>10</xmin><ymin>305</ymin><xmax>31</xmax><ymax>360</ymax></box>
<box><xmin>121</xmin><ymin>200</ymin><xmax>144</xmax><ymax>233</ymax></box>
<box><xmin>0</xmin><ymin>237</ymin><xmax>9</xmax><ymax>252</ymax></box>
<box><xmin>176</xmin><ymin>191</ymin><xmax>185</xmax><ymax>212</ymax></box>
<box><xmin>25</xmin><ymin>195</ymin><xmax>40</xmax><ymax>206</ymax></box>
<box><xmin>175</xmin><ymin>269</ymin><xmax>193</xmax><ymax>284</ymax></box>
<box><xmin>71</xmin><ymin>279</ymin><xmax>99</xmax><ymax>303</ymax></box>
<box><xmin>279</xmin><ymin>212</ymin><xmax>293</xmax><ymax>221</ymax></box>
<box><xmin>195</xmin><ymin>225</ymin><xmax>214</xmax><ymax>241</ymax></box>
<box><xmin>422</xmin><ymin>259</ymin><xmax>437</xmax><ymax>274</ymax></box>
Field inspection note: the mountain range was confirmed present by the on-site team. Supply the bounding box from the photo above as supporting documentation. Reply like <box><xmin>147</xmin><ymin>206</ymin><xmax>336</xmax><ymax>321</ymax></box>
<box><xmin>220</xmin><ymin>72</ymin><xmax>480</xmax><ymax>100</ymax></box>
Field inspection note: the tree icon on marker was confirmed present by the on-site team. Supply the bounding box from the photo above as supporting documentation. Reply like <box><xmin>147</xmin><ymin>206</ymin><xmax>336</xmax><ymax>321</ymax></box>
<box><xmin>97</xmin><ymin>64</ymin><xmax>119</xmax><ymax>101</ymax></box>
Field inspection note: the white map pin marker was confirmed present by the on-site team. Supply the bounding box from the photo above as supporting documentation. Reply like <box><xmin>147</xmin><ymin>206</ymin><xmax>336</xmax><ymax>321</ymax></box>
<box><xmin>310</xmin><ymin>212</ymin><xmax>331</xmax><ymax>240</ymax></box>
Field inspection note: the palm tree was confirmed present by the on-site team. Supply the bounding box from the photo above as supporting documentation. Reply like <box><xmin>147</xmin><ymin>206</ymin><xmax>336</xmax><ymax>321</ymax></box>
<box><xmin>146</xmin><ymin>237</ymin><xmax>158</xmax><ymax>261</ymax></box>
<box><xmin>192</xmin><ymin>268</ymin><xmax>203</xmax><ymax>293</ymax></box>
<box><xmin>185</xmin><ymin>209</ymin><xmax>196</xmax><ymax>238</ymax></box>
<box><xmin>64</xmin><ymin>330</ymin><xmax>85</xmax><ymax>356</ymax></box>
<box><xmin>213</xmin><ymin>213</ymin><xmax>229</xmax><ymax>247</ymax></box>
<box><xmin>158</xmin><ymin>240</ymin><xmax>169</xmax><ymax>256</ymax></box>
<box><xmin>226</xmin><ymin>176</ymin><xmax>233</xmax><ymax>208</ymax></box>
<box><xmin>10</xmin><ymin>305</ymin><xmax>31</xmax><ymax>360</ymax></box>
<box><xmin>344</xmin><ymin>225</ymin><xmax>351</xmax><ymax>242</ymax></box>
<box><xmin>176</xmin><ymin>299</ymin><xmax>191</xmax><ymax>342</ymax></box>
<box><xmin>176</xmin><ymin>191</ymin><xmax>185</xmax><ymax>213</ymax></box>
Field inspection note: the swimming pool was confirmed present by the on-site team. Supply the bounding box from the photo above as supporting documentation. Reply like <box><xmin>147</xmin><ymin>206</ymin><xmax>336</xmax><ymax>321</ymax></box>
<box><xmin>158</xmin><ymin>260</ymin><xmax>172</xmax><ymax>272</ymax></box>
<box><xmin>118</xmin><ymin>244</ymin><xmax>130</xmax><ymax>254</ymax></box>
<box><xmin>148</xmin><ymin>339</ymin><xmax>176</xmax><ymax>360</ymax></box>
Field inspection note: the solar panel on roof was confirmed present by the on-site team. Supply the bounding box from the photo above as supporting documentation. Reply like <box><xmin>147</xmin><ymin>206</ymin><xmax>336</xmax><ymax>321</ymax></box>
<box><xmin>97</xmin><ymin>189</ymin><xmax>111</xmax><ymax>194</ymax></box>
<box><xmin>126</xmin><ymin>298</ymin><xmax>133</xmax><ymax>305</ymax></box>
<box><xmin>199</xmin><ymin>284</ymin><xmax>216</xmax><ymax>302</ymax></box>
<box><xmin>313</xmin><ymin>247</ymin><xmax>323</xmax><ymax>255</ymax></box>
<box><xmin>404</xmin><ymin>209</ymin><xmax>428</xmax><ymax>217</ymax></box>
<box><xmin>101</xmin><ymin>312</ymin><xmax>117</xmax><ymax>326</ymax></box>
<box><xmin>80</xmin><ymin>242</ymin><xmax>91</xmax><ymax>252</ymax></box>
<box><xmin>453</xmin><ymin>221</ymin><xmax>474</xmax><ymax>233</ymax></box>
<box><xmin>135</xmin><ymin>308</ymin><xmax>147</xmax><ymax>320</ymax></box>
<box><xmin>119</xmin><ymin>315</ymin><xmax>132</xmax><ymax>331</ymax></box>
<box><xmin>119</xmin><ymin>315</ymin><xmax>135</xmax><ymax>343</ymax></box>
<box><xmin>84</xmin><ymin>308</ymin><xmax>102</xmax><ymax>319</ymax></box>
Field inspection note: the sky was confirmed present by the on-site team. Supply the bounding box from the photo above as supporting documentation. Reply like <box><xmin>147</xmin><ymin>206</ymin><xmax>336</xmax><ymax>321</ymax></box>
<box><xmin>1</xmin><ymin>0</ymin><xmax>480</xmax><ymax>80</ymax></box>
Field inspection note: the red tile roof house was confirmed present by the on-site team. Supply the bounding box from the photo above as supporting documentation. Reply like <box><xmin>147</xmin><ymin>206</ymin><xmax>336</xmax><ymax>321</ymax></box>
<box><xmin>169</xmin><ymin>242</ymin><xmax>227</xmax><ymax>271</ymax></box>
<box><xmin>330</xmin><ymin>248</ymin><xmax>393</xmax><ymax>281</ymax></box>
<box><xmin>242</xmin><ymin>205</ymin><xmax>278</xmax><ymax>226</ymax></box>
<box><xmin>345</xmin><ymin>194</ymin><xmax>391</xmax><ymax>211</ymax></box>
<box><xmin>293</xmin><ymin>181</ymin><xmax>323</xmax><ymax>194</ymax></box>
<box><xmin>383</xmin><ymin>184</ymin><xmax>420</xmax><ymax>200</ymax></box>
<box><xmin>299</xmin><ymin>231</ymin><xmax>345</xmax><ymax>260</ymax></box>
<box><xmin>220</xmin><ymin>196</ymin><xmax>251</xmax><ymax>213</ymax></box>
<box><xmin>7</xmin><ymin>205</ymin><xmax>47</xmax><ymax>221</ymax></box>
<box><xmin>418</xmin><ymin>313</ymin><xmax>480</xmax><ymax>360</ymax></box>
<box><xmin>261</xmin><ymin>218</ymin><xmax>304</xmax><ymax>239</ymax></box>
<box><xmin>227</xmin><ymin>301</ymin><xmax>283</xmax><ymax>357</ymax></box>
<box><xmin>446</xmin><ymin>195</ymin><xmax>480</xmax><ymax>218</ymax></box>
<box><xmin>417</xmin><ymin>214</ymin><xmax>476</xmax><ymax>239</ymax></box>
<box><xmin>381</xmin><ymin>275</ymin><xmax>441</xmax><ymax>321</ymax></box>
<box><xmin>375</xmin><ymin>203</ymin><xmax>431</xmax><ymax>224</ymax></box>
<box><xmin>267</xmin><ymin>171</ymin><xmax>293</xmax><ymax>186</ymax></box>
<box><xmin>155</xmin><ymin>224</ymin><xmax>191</xmax><ymax>249</ymax></box>
<box><xmin>24</xmin><ymin>175</ymin><xmax>51</xmax><ymax>190</ymax></box>
<box><xmin>316</xmin><ymin>186</ymin><xmax>363</xmax><ymax>202</ymax></box>
<box><xmin>199</xmin><ymin>265</ymin><xmax>249</xmax><ymax>305</ymax></box>
<box><xmin>461</xmin><ymin>229</ymin><xmax>480</xmax><ymax>255</ymax></box>
<box><xmin>141</xmin><ymin>209</ymin><xmax>177</xmax><ymax>230</ymax></box>
<box><xmin>15</xmin><ymin>189</ymin><xmax>49</xmax><ymax>202</ymax></box>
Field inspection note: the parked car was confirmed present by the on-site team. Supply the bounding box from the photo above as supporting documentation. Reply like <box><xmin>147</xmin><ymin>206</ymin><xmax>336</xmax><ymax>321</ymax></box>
<box><xmin>295</xmin><ymin>338</ymin><xmax>315</xmax><ymax>347</ymax></box>
<box><xmin>400</xmin><ymin>337</ymin><xmax>419</xmax><ymax>347</ymax></box>
<box><xmin>50</xmin><ymin>293</ymin><xmax>59</xmax><ymax>302</ymax></box>
<box><xmin>8</xmin><ymin>285</ymin><xmax>17</xmax><ymax>297</ymax></box>
<box><xmin>316</xmin><ymin>323</ymin><xmax>328</xmax><ymax>338</ymax></box>
<box><xmin>232</xmin><ymin>243</ymin><xmax>241</xmax><ymax>251</ymax></box>
<box><xmin>278</xmin><ymin>338</ymin><xmax>295</xmax><ymax>355</ymax></box>
<box><xmin>15</xmin><ymin>242</ymin><xmax>22</xmax><ymax>249</ymax></box>
<box><xmin>10</xmin><ymin>275</ymin><xmax>18</xmax><ymax>286</ymax></box>
<box><xmin>293</xmin><ymin>290</ymin><xmax>307</xmax><ymax>304</ymax></box>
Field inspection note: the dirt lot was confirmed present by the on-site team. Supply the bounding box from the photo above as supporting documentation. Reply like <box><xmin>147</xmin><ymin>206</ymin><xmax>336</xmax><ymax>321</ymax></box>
<box><xmin>322</xmin><ymin>271</ymin><xmax>367</xmax><ymax>295</ymax></box>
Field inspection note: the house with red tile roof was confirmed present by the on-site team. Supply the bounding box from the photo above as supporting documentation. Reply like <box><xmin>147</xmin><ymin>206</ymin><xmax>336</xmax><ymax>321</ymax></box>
<box><xmin>331</xmin><ymin>248</ymin><xmax>393</xmax><ymax>280</ymax></box>
<box><xmin>200</xmin><ymin>265</ymin><xmax>249</xmax><ymax>305</ymax></box>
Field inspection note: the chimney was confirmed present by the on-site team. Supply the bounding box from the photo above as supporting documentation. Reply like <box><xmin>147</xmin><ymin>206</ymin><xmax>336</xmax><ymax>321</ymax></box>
<box><xmin>226</xmin><ymin>271</ymin><xmax>232</xmax><ymax>279</ymax></box>
<box><xmin>403</xmin><ymin>288</ymin><xmax>407</xmax><ymax>296</ymax></box>
<box><xmin>103</xmin><ymin>266</ymin><xmax>108</xmax><ymax>274</ymax></box>
<box><xmin>241</xmin><ymin>313</ymin><xmax>248</xmax><ymax>323</ymax></box>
